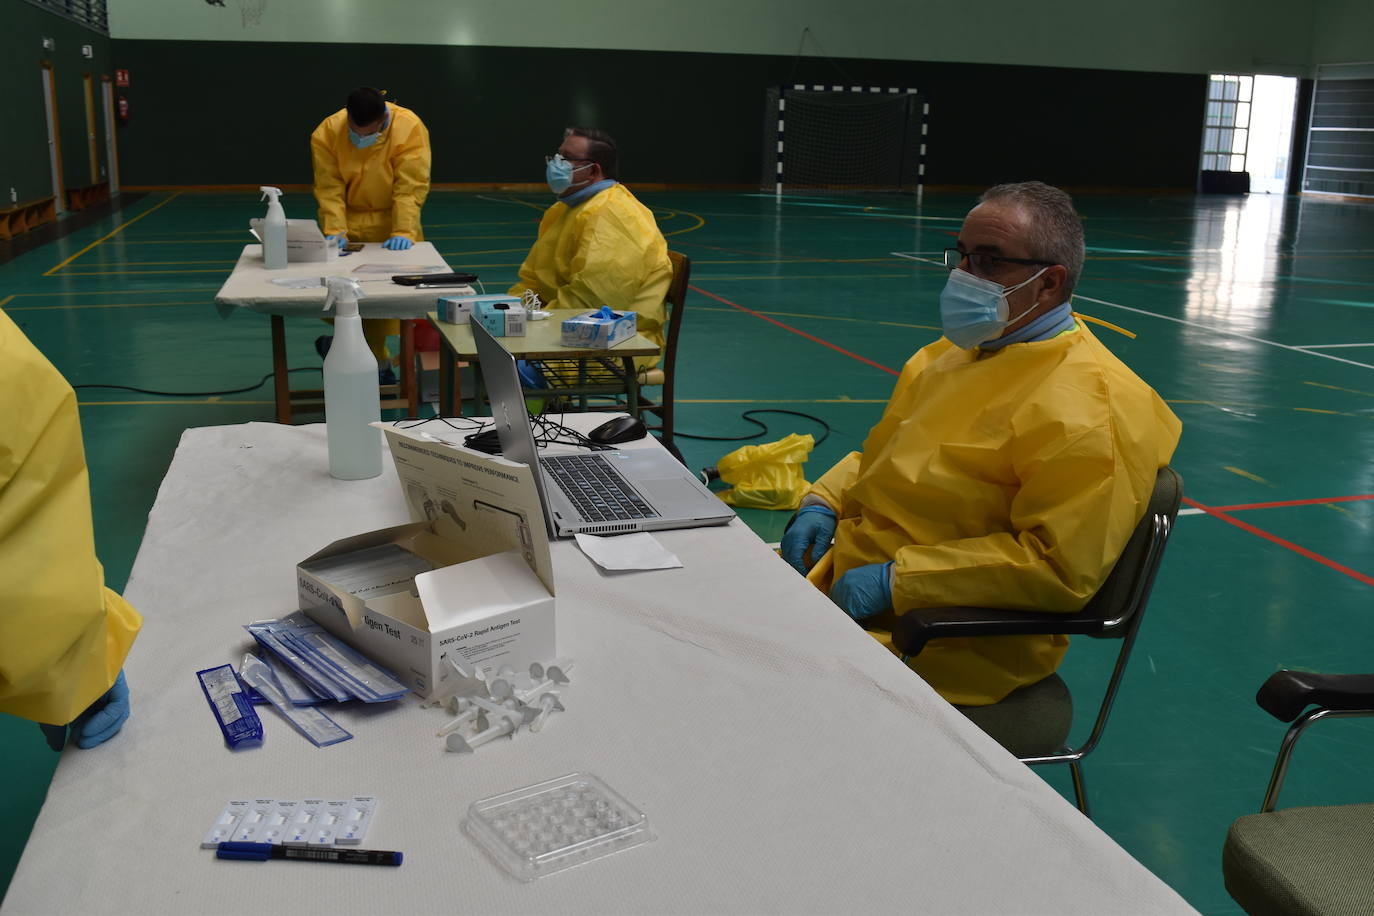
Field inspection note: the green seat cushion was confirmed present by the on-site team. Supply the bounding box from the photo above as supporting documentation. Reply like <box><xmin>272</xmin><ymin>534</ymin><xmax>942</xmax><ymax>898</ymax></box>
<box><xmin>955</xmin><ymin>673</ymin><xmax>1072</xmax><ymax>758</ymax></box>
<box><xmin>1224</xmin><ymin>803</ymin><xmax>1374</xmax><ymax>916</ymax></box>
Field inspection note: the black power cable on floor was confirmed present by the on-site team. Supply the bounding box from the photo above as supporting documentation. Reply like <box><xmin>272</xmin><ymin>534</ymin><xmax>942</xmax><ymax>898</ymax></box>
<box><xmin>72</xmin><ymin>367</ymin><xmax>321</xmax><ymax>398</ymax></box>
<box><xmin>675</xmin><ymin>409</ymin><xmax>832</xmax><ymax>483</ymax></box>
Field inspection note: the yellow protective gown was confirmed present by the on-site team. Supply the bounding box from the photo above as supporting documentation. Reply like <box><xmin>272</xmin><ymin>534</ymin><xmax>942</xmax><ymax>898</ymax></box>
<box><xmin>805</xmin><ymin>324</ymin><xmax>1181</xmax><ymax>707</ymax></box>
<box><xmin>0</xmin><ymin>309</ymin><xmax>142</xmax><ymax>725</ymax></box>
<box><xmin>508</xmin><ymin>183</ymin><xmax>671</xmax><ymax>369</ymax></box>
<box><xmin>311</xmin><ymin>102</ymin><xmax>432</xmax><ymax>360</ymax></box>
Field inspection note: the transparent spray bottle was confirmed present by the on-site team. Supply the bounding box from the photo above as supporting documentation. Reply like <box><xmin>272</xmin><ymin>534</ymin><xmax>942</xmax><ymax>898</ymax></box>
<box><xmin>322</xmin><ymin>277</ymin><xmax>382</xmax><ymax>479</ymax></box>
<box><xmin>260</xmin><ymin>186</ymin><xmax>287</xmax><ymax>270</ymax></box>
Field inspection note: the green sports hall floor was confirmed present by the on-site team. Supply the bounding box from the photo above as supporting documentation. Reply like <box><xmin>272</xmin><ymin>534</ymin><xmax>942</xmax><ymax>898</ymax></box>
<box><xmin>3</xmin><ymin>188</ymin><xmax>1373</xmax><ymax>914</ymax></box>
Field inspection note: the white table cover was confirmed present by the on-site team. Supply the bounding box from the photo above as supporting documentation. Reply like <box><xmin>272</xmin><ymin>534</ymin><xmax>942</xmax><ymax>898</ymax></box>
<box><xmin>3</xmin><ymin>420</ymin><xmax>1196</xmax><ymax>915</ymax></box>
<box><xmin>213</xmin><ymin>242</ymin><xmax>469</xmax><ymax>317</ymax></box>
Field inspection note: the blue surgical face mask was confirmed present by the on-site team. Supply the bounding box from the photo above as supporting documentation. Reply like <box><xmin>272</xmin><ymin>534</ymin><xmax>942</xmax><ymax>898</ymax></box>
<box><xmin>348</xmin><ymin>113</ymin><xmax>390</xmax><ymax>149</ymax></box>
<box><xmin>938</xmin><ymin>266</ymin><xmax>1047</xmax><ymax>349</ymax></box>
<box><xmin>545</xmin><ymin>154</ymin><xmax>591</xmax><ymax>194</ymax></box>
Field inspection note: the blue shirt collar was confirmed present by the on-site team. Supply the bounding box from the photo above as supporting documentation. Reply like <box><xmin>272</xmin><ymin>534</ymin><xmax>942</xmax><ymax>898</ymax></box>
<box><xmin>980</xmin><ymin>301</ymin><xmax>1076</xmax><ymax>352</ymax></box>
<box><xmin>561</xmin><ymin>179</ymin><xmax>616</xmax><ymax>207</ymax></box>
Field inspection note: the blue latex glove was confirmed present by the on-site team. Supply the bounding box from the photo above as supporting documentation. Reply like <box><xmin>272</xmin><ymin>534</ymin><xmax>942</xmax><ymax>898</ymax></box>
<box><xmin>325</xmin><ymin>234</ymin><xmax>347</xmax><ymax>250</ymax></box>
<box><xmin>780</xmin><ymin>505</ymin><xmax>837</xmax><ymax>574</ymax></box>
<box><xmin>382</xmin><ymin>235</ymin><xmax>413</xmax><ymax>251</ymax></box>
<box><xmin>831</xmin><ymin>561</ymin><xmax>895</xmax><ymax>621</ymax></box>
<box><xmin>39</xmin><ymin>671</ymin><xmax>131</xmax><ymax>751</ymax></box>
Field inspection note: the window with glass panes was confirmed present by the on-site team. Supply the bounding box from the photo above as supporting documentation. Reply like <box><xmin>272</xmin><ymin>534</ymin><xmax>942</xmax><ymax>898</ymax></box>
<box><xmin>1201</xmin><ymin>75</ymin><xmax>1252</xmax><ymax>172</ymax></box>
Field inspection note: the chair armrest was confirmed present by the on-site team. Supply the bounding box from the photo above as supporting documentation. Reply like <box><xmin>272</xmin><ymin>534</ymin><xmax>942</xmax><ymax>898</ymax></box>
<box><xmin>1256</xmin><ymin>670</ymin><xmax>1374</xmax><ymax>723</ymax></box>
<box><xmin>889</xmin><ymin>605</ymin><xmax>1113</xmax><ymax>657</ymax></box>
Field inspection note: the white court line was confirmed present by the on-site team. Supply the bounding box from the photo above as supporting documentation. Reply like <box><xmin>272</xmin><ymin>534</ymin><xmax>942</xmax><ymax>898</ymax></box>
<box><xmin>1072</xmin><ymin>294</ymin><xmax>1374</xmax><ymax>371</ymax></box>
<box><xmin>1295</xmin><ymin>342</ymin><xmax>1374</xmax><ymax>349</ymax></box>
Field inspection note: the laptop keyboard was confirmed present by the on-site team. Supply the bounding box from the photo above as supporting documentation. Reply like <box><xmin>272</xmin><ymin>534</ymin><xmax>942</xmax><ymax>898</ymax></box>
<box><xmin>544</xmin><ymin>454</ymin><xmax>660</xmax><ymax>522</ymax></box>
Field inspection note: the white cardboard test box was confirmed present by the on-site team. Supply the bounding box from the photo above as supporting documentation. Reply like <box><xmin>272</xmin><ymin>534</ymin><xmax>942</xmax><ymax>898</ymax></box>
<box><xmin>296</xmin><ymin>425</ymin><xmax>555</xmax><ymax>697</ymax></box>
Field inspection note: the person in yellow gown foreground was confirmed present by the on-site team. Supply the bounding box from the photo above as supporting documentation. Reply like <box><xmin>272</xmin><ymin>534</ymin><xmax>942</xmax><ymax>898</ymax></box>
<box><xmin>781</xmin><ymin>181</ymin><xmax>1181</xmax><ymax>707</ymax></box>
<box><xmin>0</xmin><ymin>309</ymin><xmax>141</xmax><ymax>749</ymax></box>
<box><xmin>508</xmin><ymin>126</ymin><xmax>671</xmax><ymax>387</ymax></box>
<box><xmin>311</xmin><ymin>86</ymin><xmax>431</xmax><ymax>378</ymax></box>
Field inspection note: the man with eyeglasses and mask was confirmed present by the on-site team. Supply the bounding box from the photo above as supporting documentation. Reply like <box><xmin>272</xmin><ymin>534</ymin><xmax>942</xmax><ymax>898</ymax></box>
<box><xmin>311</xmin><ymin>86</ymin><xmax>431</xmax><ymax>379</ymax></box>
<box><xmin>508</xmin><ymin>127</ymin><xmax>671</xmax><ymax>373</ymax></box>
<box><xmin>781</xmin><ymin>181</ymin><xmax>1180</xmax><ymax>708</ymax></box>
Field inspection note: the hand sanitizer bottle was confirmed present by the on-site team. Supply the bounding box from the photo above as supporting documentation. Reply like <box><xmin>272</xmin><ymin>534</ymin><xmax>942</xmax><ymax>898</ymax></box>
<box><xmin>260</xmin><ymin>186</ymin><xmax>287</xmax><ymax>270</ymax></box>
<box><xmin>322</xmin><ymin>277</ymin><xmax>382</xmax><ymax>479</ymax></box>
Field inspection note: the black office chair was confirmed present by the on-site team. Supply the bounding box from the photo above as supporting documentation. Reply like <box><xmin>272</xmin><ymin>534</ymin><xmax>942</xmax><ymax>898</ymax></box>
<box><xmin>887</xmin><ymin>465</ymin><xmax>1183</xmax><ymax>818</ymax></box>
<box><xmin>635</xmin><ymin>250</ymin><xmax>690</xmax><ymax>448</ymax></box>
<box><xmin>1223</xmin><ymin>670</ymin><xmax>1374</xmax><ymax>916</ymax></box>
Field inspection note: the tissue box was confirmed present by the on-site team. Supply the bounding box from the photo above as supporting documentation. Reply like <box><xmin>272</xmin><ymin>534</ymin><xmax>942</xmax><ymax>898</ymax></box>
<box><xmin>472</xmin><ymin>299</ymin><xmax>527</xmax><ymax>337</ymax></box>
<box><xmin>561</xmin><ymin>308</ymin><xmax>637</xmax><ymax>349</ymax></box>
<box><xmin>437</xmin><ymin>293</ymin><xmax>521</xmax><ymax>325</ymax></box>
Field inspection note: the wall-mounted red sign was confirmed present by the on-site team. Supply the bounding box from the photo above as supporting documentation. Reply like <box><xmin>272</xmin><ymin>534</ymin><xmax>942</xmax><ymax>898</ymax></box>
<box><xmin>115</xmin><ymin>69</ymin><xmax>129</xmax><ymax>87</ymax></box>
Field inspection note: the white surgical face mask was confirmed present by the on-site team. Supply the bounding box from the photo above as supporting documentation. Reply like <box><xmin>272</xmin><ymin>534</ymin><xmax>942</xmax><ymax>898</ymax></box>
<box><xmin>938</xmin><ymin>267</ymin><xmax>1046</xmax><ymax>349</ymax></box>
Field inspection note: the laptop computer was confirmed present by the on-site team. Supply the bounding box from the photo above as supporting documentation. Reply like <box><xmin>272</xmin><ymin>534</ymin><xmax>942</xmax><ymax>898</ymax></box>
<box><xmin>470</xmin><ymin>319</ymin><xmax>736</xmax><ymax>538</ymax></box>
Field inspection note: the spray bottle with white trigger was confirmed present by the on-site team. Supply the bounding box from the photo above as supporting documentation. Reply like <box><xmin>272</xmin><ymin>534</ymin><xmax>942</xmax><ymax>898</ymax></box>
<box><xmin>322</xmin><ymin>277</ymin><xmax>382</xmax><ymax>479</ymax></box>
<box><xmin>260</xmin><ymin>186</ymin><xmax>287</xmax><ymax>270</ymax></box>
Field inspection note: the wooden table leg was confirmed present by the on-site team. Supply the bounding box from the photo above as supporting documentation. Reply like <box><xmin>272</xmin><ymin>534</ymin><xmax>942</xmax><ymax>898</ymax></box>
<box><xmin>271</xmin><ymin>314</ymin><xmax>291</xmax><ymax>424</ymax></box>
<box><xmin>399</xmin><ymin>319</ymin><xmax>418</xmax><ymax>416</ymax></box>
<box><xmin>439</xmin><ymin>336</ymin><xmax>457</xmax><ymax>417</ymax></box>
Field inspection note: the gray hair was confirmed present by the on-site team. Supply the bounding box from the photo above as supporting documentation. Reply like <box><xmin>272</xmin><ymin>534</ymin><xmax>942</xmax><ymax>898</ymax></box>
<box><xmin>978</xmin><ymin>181</ymin><xmax>1085</xmax><ymax>299</ymax></box>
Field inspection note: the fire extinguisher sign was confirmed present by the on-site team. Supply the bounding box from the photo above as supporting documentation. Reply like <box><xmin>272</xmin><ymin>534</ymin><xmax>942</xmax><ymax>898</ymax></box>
<box><xmin>115</xmin><ymin>69</ymin><xmax>129</xmax><ymax>87</ymax></box>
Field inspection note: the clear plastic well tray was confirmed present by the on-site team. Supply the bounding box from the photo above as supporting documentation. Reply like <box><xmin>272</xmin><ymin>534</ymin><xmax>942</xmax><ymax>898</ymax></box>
<box><xmin>465</xmin><ymin>772</ymin><xmax>654</xmax><ymax>881</ymax></box>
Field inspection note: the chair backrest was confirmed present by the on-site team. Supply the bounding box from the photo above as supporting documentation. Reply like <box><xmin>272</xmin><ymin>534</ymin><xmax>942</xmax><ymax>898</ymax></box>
<box><xmin>660</xmin><ymin>250</ymin><xmax>689</xmax><ymax>387</ymax></box>
<box><xmin>1084</xmin><ymin>465</ymin><xmax>1184</xmax><ymax>638</ymax></box>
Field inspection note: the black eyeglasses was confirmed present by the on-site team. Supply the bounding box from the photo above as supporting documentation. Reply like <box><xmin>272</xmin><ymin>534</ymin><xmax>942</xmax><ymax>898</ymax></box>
<box><xmin>943</xmin><ymin>247</ymin><xmax>1055</xmax><ymax>275</ymax></box>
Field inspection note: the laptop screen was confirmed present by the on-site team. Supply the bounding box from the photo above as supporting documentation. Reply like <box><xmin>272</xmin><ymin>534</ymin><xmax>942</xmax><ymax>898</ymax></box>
<box><xmin>469</xmin><ymin>320</ymin><xmax>558</xmax><ymax>529</ymax></box>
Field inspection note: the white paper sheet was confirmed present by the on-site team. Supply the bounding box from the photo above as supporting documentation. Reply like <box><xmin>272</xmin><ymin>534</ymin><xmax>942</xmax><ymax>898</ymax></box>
<box><xmin>574</xmin><ymin>531</ymin><xmax>683</xmax><ymax>571</ymax></box>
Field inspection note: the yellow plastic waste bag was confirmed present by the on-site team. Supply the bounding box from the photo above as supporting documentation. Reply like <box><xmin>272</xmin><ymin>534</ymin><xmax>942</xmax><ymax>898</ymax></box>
<box><xmin>715</xmin><ymin>433</ymin><xmax>815</xmax><ymax>510</ymax></box>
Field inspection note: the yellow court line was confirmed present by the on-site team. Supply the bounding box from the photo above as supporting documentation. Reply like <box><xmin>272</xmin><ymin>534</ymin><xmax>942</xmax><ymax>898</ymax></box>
<box><xmin>1293</xmin><ymin>407</ymin><xmax>1344</xmax><ymax>416</ymax></box>
<box><xmin>75</xmin><ymin>259</ymin><xmax>239</xmax><ymax>267</ymax></box>
<box><xmin>4</xmin><ymin>287</ymin><xmax>214</xmax><ymax>298</ymax></box>
<box><xmin>45</xmin><ymin>192</ymin><xmax>183</xmax><ymax>275</ymax></box>
<box><xmin>1224</xmin><ymin>466</ymin><xmax>1275</xmax><ymax>486</ymax></box>
<box><xmin>54</xmin><ymin>269</ymin><xmax>232</xmax><ymax>276</ymax></box>
<box><xmin>693</xmin><ymin>257</ymin><xmax>913</xmax><ymax>266</ymax></box>
<box><xmin>439</xmin><ymin>247</ymin><xmax>532</xmax><ymax>257</ymax></box>
<box><xmin>695</xmin><ymin>273</ymin><xmax>914</xmax><ymax>280</ymax></box>
<box><xmin>423</xmin><ymin>235</ymin><xmax>536</xmax><ymax>241</ymax></box>
<box><xmin>423</xmin><ymin>220</ymin><xmax>537</xmax><ymax>228</ymax></box>
<box><xmin>0</xmin><ymin>295</ymin><xmax>14</xmax><ymax>308</ymax></box>
<box><xmin>116</xmin><ymin>239</ymin><xmax>248</xmax><ymax>245</ymax></box>
<box><xmin>663</xmin><ymin>210</ymin><xmax>706</xmax><ymax>237</ymax></box>
<box><xmin>695</xmin><ymin>305</ymin><xmax>937</xmax><ymax>331</ymax></box>
<box><xmin>6</xmin><ymin>300</ymin><xmax>205</xmax><ymax>312</ymax></box>
<box><xmin>77</xmin><ymin>399</ymin><xmax>273</xmax><ymax>406</ymax></box>
<box><xmin>1304</xmin><ymin>381</ymin><xmax>1374</xmax><ymax>398</ymax></box>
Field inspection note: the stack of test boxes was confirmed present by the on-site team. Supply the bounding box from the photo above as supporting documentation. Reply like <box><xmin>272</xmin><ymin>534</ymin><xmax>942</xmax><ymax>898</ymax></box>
<box><xmin>296</xmin><ymin>425</ymin><xmax>556</xmax><ymax>697</ymax></box>
<box><xmin>471</xmin><ymin>299</ymin><xmax>527</xmax><ymax>337</ymax></box>
<box><xmin>560</xmin><ymin>308</ymin><xmax>637</xmax><ymax>349</ymax></box>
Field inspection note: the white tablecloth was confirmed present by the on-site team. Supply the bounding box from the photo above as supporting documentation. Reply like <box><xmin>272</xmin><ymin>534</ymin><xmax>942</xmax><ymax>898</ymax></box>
<box><xmin>3</xmin><ymin>420</ymin><xmax>1196</xmax><ymax>915</ymax></box>
<box><xmin>213</xmin><ymin>242</ymin><xmax>469</xmax><ymax>317</ymax></box>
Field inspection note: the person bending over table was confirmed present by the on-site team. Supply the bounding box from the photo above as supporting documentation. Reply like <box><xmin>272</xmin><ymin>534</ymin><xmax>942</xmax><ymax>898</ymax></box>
<box><xmin>507</xmin><ymin>126</ymin><xmax>672</xmax><ymax>385</ymax></box>
<box><xmin>781</xmin><ymin>181</ymin><xmax>1182</xmax><ymax>707</ymax></box>
<box><xmin>311</xmin><ymin>86</ymin><xmax>432</xmax><ymax>382</ymax></box>
<box><xmin>0</xmin><ymin>310</ymin><xmax>141</xmax><ymax>749</ymax></box>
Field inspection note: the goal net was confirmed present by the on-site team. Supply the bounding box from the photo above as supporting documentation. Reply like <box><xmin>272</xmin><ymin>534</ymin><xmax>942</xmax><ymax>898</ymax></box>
<box><xmin>762</xmin><ymin>85</ymin><xmax>927</xmax><ymax>194</ymax></box>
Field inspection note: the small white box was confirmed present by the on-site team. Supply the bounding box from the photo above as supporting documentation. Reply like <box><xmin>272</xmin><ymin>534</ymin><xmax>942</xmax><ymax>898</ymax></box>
<box><xmin>437</xmin><ymin>293</ymin><xmax>521</xmax><ymax>324</ymax></box>
<box><xmin>297</xmin><ymin>426</ymin><xmax>555</xmax><ymax>697</ymax></box>
<box><xmin>560</xmin><ymin>308</ymin><xmax>637</xmax><ymax>349</ymax></box>
<box><xmin>248</xmin><ymin>218</ymin><xmax>334</xmax><ymax>262</ymax></box>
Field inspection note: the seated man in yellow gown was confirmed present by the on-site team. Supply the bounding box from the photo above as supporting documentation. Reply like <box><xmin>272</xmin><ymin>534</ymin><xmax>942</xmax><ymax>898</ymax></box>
<box><xmin>781</xmin><ymin>182</ymin><xmax>1181</xmax><ymax>708</ymax></box>
<box><xmin>508</xmin><ymin>127</ymin><xmax>672</xmax><ymax>387</ymax></box>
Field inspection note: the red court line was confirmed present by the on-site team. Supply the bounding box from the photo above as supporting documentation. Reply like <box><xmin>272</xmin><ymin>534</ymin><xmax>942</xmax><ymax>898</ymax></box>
<box><xmin>689</xmin><ymin>284</ymin><xmax>901</xmax><ymax>376</ymax></box>
<box><xmin>1183</xmin><ymin>497</ymin><xmax>1374</xmax><ymax>588</ymax></box>
<box><xmin>1210</xmin><ymin>494</ymin><xmax>1374</xmax><ymax>512</ymax></box>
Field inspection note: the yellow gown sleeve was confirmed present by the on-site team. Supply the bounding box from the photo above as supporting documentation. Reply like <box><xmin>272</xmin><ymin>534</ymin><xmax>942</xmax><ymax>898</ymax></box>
<box><xmin>388</xmin><ymin>114</ymin><xmax>431</xmax><ymax>240</ymax></box>
<box><xmin>311</xmin><ymin>120</ymin><xmax>349</xmax><ymax>238</ymax></box>
<box><xmin>808</xmin><ymin>451</ymin><xmax>863</xmax><ymax>510</ymax></box>
<box><xmin>508</xmin><ymin>208</ymin><xmax>562</xmax><ymax>302</ymax></box>
<box><xmin>0</xmin><ymin>312</ymin><xmax>141</xmax><ymax>725</ymax></box>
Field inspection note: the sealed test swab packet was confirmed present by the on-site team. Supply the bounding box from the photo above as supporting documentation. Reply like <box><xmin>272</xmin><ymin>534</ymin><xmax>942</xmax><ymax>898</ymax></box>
<box><xmin>239</xmin><ymin>654</ymin><xmax>352</xmax><ymax>747</ymax></box>
<box><xmin>201</xmin><ymin>796</ymin><xmax>376</xmax><ymax>848</ymax></box>
<box><xmin>196</xmin><ymin>665</ymin><xmax>263</xmax><ymax>749</ymax></box>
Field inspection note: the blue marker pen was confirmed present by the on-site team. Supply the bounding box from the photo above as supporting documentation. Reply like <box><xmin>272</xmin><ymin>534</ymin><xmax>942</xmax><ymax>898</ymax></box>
<box><xmin>217</xmin><ymin>843</ymin><xmax>402</xmax><ymax>866</ymax></box>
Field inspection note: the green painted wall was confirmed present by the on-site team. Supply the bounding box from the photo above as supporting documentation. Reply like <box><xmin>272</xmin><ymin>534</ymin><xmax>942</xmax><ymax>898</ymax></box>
<box><xmin>0</xmin><ymin>0</ymin><xmax>115</xmax><ymax>206</ymax></box>
<box><xmin>1312</xmin><ymin>0</ymin><xmax>1374</xmax><ymax>65</ymax></box>
<box><xmin>111</xmin><ymin>39</ymin><xmax>1206</xmax><ymax>191</ymax></box>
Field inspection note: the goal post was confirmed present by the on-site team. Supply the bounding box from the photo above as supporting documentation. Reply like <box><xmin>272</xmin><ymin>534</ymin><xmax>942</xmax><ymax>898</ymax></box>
<box><xmin>762</xmin><ymin>85</ymin><xmax>928</xmax><ymax>197</ymax></box>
